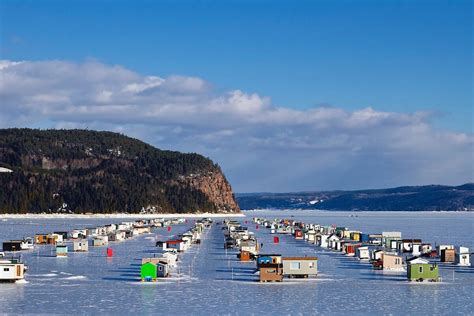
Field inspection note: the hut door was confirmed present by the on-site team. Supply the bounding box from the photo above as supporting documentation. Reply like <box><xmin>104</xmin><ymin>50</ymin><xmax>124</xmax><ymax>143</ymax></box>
<box><xmin>16</xmin><ymin>265</ymin><xmax>21</xmax><ymax>276</ymax></box>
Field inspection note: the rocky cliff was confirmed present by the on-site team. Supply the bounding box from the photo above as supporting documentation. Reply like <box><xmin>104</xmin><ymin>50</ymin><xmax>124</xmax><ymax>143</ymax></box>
<box><xmin>175</xmin><ymin>171</ymin><xmax>238</xmax><ymax>213</ymax></box>
<box><xmin>0</xmin><ymin>128</ymin><xmax>240</xmax><ymax>214</ymax></box>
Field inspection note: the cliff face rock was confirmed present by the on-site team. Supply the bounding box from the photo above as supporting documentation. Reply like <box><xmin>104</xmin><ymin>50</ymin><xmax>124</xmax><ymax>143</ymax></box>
<box><xmin>0</xmin><ymin>128</ymin><xmax>240</xmax><ymax>214</ymax></box>
<box><xmin>176</xmin><ymin>171</ymin><xmax>240</xmax><ymax>213</ymax></box>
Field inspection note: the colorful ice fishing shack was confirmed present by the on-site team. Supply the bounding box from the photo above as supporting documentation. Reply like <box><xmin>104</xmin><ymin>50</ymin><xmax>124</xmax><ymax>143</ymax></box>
<box><xmin>141</xmin><ymin>262</ymin><xmax>157</xmax><ymax>282</ymax></box>
<box><xmin>257</xmin><ymin>254</ymin><xmax>282</xmax><ymax>267</ymax></box>
<box><xmin>282</xmin><ymin>257</ymin><xmax>318</xmax><ymax>278</ymax></box>
<box><xmin>407</xmin><ymin>257</ymin><xmax>440</xmax><ymax>282</ymax></box>
<box><xmin>140</xmin><ymin>258</ymin><xmax>169</xmax><ymax>282</ymax></box>
<box><xmin>56</xmin><ymin>244</ymin><xmax>68</xmax><ymax>257</ymax></box>
<box><xmin>259</xmin><ymin>263</ymin><xmax>283</xmax><ymax>282</ymax></box>
<box><xmin>0</xmin><ymin>258</ymin><xmax>26</xmax><ymax>282</ymax></box>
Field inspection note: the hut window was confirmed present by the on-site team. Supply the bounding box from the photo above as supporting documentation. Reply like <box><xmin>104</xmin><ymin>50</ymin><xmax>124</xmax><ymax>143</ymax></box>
<box><xmin>4</xmin><ymin>268</ymin><xmax>9</xmax><ymax>271</ymax></box>
<box><xmin>290</xmin><ymin>262</ymin><xmax>300</xmax><ymax>270</ymax></box>
<box><xmin>419</xmin><ymin>266</ymin><xmax>423</xmax><ymax>273</ymax></box>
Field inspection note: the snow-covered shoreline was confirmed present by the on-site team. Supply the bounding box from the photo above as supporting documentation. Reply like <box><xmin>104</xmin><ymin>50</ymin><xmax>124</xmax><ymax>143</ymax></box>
<box><xmin>0</xmin><ymin>212</ymin><xmax>245</xmax><ymax>219</ymax></box>
<box><xmin>242</xmin><ymin>209</ymin><xmax>474</xmax><ymax>215</ymax></box>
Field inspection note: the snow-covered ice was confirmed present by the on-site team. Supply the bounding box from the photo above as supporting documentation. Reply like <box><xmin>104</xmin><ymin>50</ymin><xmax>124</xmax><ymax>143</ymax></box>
<box><xmin>0</xmin><ymin>210</ymin><xmax>472</xmax><ymax>314</ymax></box>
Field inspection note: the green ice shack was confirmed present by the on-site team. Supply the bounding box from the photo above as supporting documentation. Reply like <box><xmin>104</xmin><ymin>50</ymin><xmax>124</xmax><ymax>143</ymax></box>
<box><xmin>407</xmin><ymin>257</ymin><xmax>440</xmax><ymax>282</ymax></box>
<box><xmin>141</xmin><ymin>262</ymin><xmax>157</xmax><ymax>281</ymax></box>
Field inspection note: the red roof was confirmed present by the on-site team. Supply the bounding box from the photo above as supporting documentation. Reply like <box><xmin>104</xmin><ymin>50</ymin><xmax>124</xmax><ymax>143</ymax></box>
<box><xmin>166</xmin><ymin>240</ymin><xmax>183</xmax><ymax>244</ymax></box>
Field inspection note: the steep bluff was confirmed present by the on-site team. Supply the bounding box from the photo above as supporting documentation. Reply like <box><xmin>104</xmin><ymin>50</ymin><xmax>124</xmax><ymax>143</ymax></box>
<box><xmin>0</xmin><ymin>128</ymin><xmax>240</xmax><ymax>214</ymax></box>
<box><xmin>175</xmin><ymin>171</ymin><xmax>238</xmax><ymax>213</ymax></box>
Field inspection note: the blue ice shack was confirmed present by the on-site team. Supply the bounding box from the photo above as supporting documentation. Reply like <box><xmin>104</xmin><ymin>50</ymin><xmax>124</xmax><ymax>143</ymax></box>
<box><xmin>257</xmin><ymin>254</ymin><xmax>282</xmax><ymax>267</ymax></box>
<box><xmin>360</xmin><ymin>233</ymin><xmax>370</xmax><ymax>243</ymax></box>
<box><xmin>56</xmin><ymin>244</ymin><xmax>68</xmax><ymax>257</ymax></box>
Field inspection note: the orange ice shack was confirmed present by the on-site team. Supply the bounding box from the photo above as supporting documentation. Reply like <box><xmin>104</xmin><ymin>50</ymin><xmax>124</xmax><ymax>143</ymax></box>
<box><xmin>240</xmin><ymin>250</ymin><xmax>252</xmax><ymax>262</ymax></box>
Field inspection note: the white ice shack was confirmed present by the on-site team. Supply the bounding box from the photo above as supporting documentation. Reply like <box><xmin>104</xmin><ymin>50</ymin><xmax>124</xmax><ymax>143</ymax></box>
<box><xmin>92</xmin><ymin>236</ymin><xmax>108</xmax><ymax>247</ymax></box>
<box><xmin>357</xmin><ymin>246</ymin><xmax>370</xmax><ymax>260</ymax></box>
<box><xmin>73</xmin><ymin>240</ymin><xmax>89</xmax><ymax>252</ymax></box>
<box><xmin>456</xmin><ymin>247</ymin><xmax>470</xmax><ymax>266</ymax></box>
<box><xmin>0</xmin><ymin>259</ymin><xmax>25</xmax><ymax>282</ymax></box>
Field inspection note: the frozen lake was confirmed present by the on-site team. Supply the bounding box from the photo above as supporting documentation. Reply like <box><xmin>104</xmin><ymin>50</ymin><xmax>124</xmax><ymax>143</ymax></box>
<box><xmin>0</xmin><ymin>210</ymin><xmax>473</xmax><ymax>315</ymax></box>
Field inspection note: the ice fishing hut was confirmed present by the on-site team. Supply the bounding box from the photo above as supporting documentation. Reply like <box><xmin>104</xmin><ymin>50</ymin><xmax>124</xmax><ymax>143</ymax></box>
<box><xmin>399</xmin><ymin>239</ymin><xmax>422</xmax><ymax>253</ymax></box>
<box><xmin>411</xmin><ymin>242</ymin><xmax>423</xmax><ymax>256</ymax></box>
<box><xmin>239</xmin><ymin>250</ymin><xmax>252</xmax><ymax>262</ymax></box>
<box><xmin>141</xmin><ymin>262</ymin><xmax>158</xmax><ymax>282</ymax></box>
<box><xmin>140</xmin><ymin>258</ymin><xmax>169</xmax><ymax>282</ymax></box>
<box><xmin>2</xmin><ymin>241</ymin><xmax>24</xmax><ymax>252</ymax></box>
<box><xmin>35</xmin><ymin>234</ymin><xmax>49</xmax><ymax>245</ymax></box>
<box><xmin>0</xmin><ymin>258</ymin><xmax>26</xmax><ymax>282</ymax></box>
<box><xmin>73</xmin><ymin>240</ymin><xmax>89</xmax><ymax>252</ymax></box>
<box><xmin>421</xmin><ymin>243</ymin><xmax>433</xmax><ymax>255</ymax></box>
<box><xmin>437</xmin><ymin>244</ymin><xmax>454</xmax><ymax>255</ymax></box>
<box><xmin>257</xmin><ymin>254</ymin><xmax>282</xmax><ymax>267</ymax></box>
<box><xmin>456</xmin><ymin>247</ymin><xmax>470</xmax><ymax>266</ymax></box>
<box><xmin>282</xmin><ymin>257</ymin><xmax>318</xmax><ymax>278</ymax></box>
<box><xmin>382</xmin><ymin>253</ymin><xmax>404</xmax><ymax>271</ymax></box>
<box><xmin>344</xmin><ymin>243</ymin><xmax>358</xmax><ymax>256</ymax></box>
<box><xmin>357</xmin><ymin>246</ymin><xmax>370</xmax><ymax>260</ymax></box>
<box><xmin>368</xmin><ymin>234</ymin><xmax>383</xmax><ymax>245</ymax></box>
<box><xmin>327</xmin><ymin>234</ymin><xmax>341</xmax><ymax>250</ymax></box>
<box><xmin>350</xmin><ymin>232</ymin><xmax>361</xmax><ymax>242</ymax></box>
<box><xmin>305</xmin><ymin>230</ymin><xmax>317</xmax><ymax>243</ymax></box>
<box><xmin>47</xmin><ymin>233</ymin><xmax>62</xmax><ymax>245</ymax></box>
<box><xmin>240</xmin><ymin>239</ymin><xmax>259</xmax><ymax>256</ymax></box>
<box><xmin>54</xmin><ymin>232</ymin><xmax>69</xmax><ymax>241</ymax></box>
<box><xmin>141</xmin><ymin>258</ymin><xmax>169</xmax><ymax>278</ymax></box>
<box><xmin>56</xmin><ymin>244</ymin><xmax>68</xmax><ymax>257</ymax></box>
<box><xmin>360</xmin><ymin>233</ymin><xmax>370</xmax><ymax>243</ymax></box>
<box><xmin>108</xmin><ymin>231</ymin><xmax>126</xmax><ymax>242</ymax></box>
<box><xmin>156</xmin><ymin>241</ymin><xmax>167</xmax><ymax>250</ymax></box>
<box><xmin>407</xmin><ymin>257</ymin><xmax>439</xmax><ymax>282</ymax></box>
<box><xmin>382</xmin><ymin>232</ymin><xmax>402</xmax><ymax>249</ymax></box>
<box><xmin>166</xmin><ymin>240</ymin><xmax>185</xmax><ymax>252</ymax></box>
<box><xmin>372</xmin><ymin>250</ymin><xmax>385</xmax><ymax>262</ymax></box>
<box><xmin>319</xmin><ymin>234</ymin><xmax>330</xmax><ymax>248</ymax></box>
<box><xmin>92</xmin><ymin>236</ymin><xmax>108</xmax><ymax>247</ymax></box>
<box><xmin>294</xmin><ymin>229</ymin><xmax>304</xmax><ymax>240</ymax></box>
<box><xmin>259</xmin><ymin>263</ymin><xmax>283</xmax><ymax>282</ymax></box>
<box><xmin>71</xmin><ymin>229</ymin><xmax>88</xmax><ymax>239</ymax></box>
<box><xmin>441</xmin><ymin>248</ymin><xmax>456</xmax><ymax>263</ymax></box>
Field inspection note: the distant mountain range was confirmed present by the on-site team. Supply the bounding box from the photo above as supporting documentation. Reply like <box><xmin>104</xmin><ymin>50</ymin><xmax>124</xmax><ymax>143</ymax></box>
<box><xmin>236</xmin><ymin>184</ymin><xmax>474</xmax><ymax>211</ymax></box>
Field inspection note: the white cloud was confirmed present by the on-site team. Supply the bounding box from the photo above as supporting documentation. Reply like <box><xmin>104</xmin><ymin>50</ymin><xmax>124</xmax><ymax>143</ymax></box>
<box><xmin>0</xmin><ymin>59</ymin><xmax>472</xmax><ymax>191</ymax></box>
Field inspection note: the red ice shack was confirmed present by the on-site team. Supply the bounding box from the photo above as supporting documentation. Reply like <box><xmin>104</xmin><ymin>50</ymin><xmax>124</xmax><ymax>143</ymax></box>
<box><xmin>294</xmin><ymin>230</ymin><xmax>303</xmax><ymax>240</ymax></box>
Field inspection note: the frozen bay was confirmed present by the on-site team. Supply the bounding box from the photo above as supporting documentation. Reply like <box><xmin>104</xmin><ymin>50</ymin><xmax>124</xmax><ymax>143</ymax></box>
<box><xmin>0</xmin><ymin>210</ymin><xmax>473</xmax><ymax>315</ymax></box>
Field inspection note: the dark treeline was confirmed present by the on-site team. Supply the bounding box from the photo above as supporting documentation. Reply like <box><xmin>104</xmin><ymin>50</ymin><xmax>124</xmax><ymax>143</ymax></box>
<box><xmin>0</xmin><ymin>128</ymin><xmax>224</xmax><ymax>214</ymax></box>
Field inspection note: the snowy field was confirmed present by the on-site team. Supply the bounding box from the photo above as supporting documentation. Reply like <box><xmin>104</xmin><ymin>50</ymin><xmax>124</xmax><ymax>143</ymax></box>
<box><xmin>0</xmin><ymin>210</ymin><xmax>473</xmax><ymax>315</ymax></box>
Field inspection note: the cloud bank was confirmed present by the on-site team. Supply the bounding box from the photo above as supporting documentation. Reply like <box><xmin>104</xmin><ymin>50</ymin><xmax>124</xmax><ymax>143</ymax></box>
<box><xmin>0</xmin><ymin>60</ymin><xmax>472</xmax><ymax>191</ymax></box>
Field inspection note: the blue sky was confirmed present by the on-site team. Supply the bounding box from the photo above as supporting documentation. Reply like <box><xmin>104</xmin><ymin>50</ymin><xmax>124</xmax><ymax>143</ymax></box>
<box><xmin>0</xmin><ymin>1</ymin><xmax>472</xmax><ymax>191</ymax></box>
<box><xmin>2</xmin><ymin>0</ymin><xmax>472</xmax><ymax>131</ymax></box>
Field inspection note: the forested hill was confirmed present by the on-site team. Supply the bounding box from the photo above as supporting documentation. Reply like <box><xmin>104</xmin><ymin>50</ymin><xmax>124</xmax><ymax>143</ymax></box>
<box><xmin>236</xmin><ymin>184</ymin><xmax>474</xmax><ymax>211</ymax></box>
<box><xmin>0</xmin><ymin>129</ymin><xmax>240</xmax><ymax>214</ymax></box>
